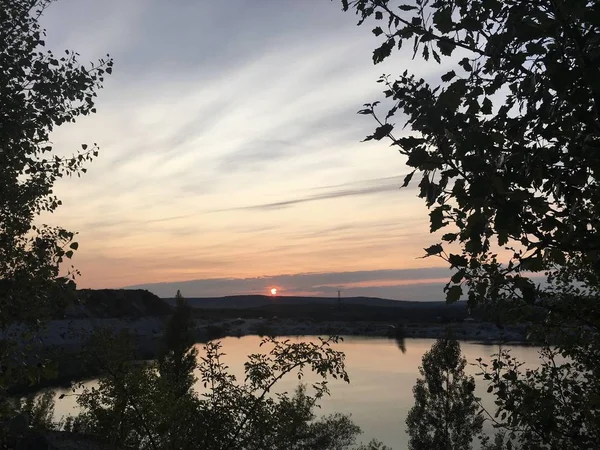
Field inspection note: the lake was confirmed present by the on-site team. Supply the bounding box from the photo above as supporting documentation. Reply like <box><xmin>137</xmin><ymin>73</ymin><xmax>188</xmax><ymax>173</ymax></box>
<box><xmin>50</xmin><ymin>336</ymin><xmax>543</xmax><ymax>449</ymax></box>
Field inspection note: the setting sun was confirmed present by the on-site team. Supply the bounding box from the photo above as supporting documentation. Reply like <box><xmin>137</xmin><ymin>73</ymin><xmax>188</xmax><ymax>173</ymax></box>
<box><xmin>270</xmin><ymin>288</ymin><xmax>277</xmax><ymax>295</ymax></box>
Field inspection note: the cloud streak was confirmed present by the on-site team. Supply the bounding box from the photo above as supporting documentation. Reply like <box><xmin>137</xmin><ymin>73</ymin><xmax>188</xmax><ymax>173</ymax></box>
<box><xmin>225</xmin><ymin>176</ymin><xmax>409</xmax><ymax>211</ymax></box>
<box><xmin>36</xmin><ymin>0</ymin><xmax>449</xmax><ymax>292</ymax></box>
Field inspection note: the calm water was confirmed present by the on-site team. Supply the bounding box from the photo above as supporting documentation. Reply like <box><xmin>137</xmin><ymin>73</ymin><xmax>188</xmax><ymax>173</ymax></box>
<box><xmin>51</xmin><ymin>336</ymin><xmax>543</xmax><ymax>449</ymax></box>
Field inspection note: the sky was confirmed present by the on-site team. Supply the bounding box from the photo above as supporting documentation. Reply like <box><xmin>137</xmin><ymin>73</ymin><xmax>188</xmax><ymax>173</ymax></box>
<box><xmin>40</xmin><ymin>0</ymin><xmax>457</xmax><ymax>300</ymax></box>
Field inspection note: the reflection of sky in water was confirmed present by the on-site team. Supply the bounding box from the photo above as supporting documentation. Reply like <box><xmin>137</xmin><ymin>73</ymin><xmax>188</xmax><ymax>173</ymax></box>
<box><xmin>50</xmin><ymin>336</ymin><xmax>543</xmax><ymax>449</ymax></box>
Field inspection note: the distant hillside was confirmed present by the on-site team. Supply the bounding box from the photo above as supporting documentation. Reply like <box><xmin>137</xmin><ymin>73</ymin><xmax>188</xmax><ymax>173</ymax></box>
<box><xmin>164</xmin><ymin>295</ymin><xmax>453</xmax><ymax>309</ymax></box>
<box><xmin>162</xmin><ymin>295</ymin><xmax>473</xmax><ymax>323</ymax></box>
<box><xmin>64</xmin><ymin>289</ymin><xmax>172</xmax><ymax>319</ymax></box>
<box><xmin>58</xmin><ymin>291</ymin><xmax>474</xmax><ymax>322</ymax></box>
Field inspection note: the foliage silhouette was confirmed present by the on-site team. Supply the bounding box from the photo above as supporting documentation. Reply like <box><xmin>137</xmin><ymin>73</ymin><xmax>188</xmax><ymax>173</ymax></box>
<box><xmin>406</xmin><ymin>338</ymin><xmax>483</xmax><ymax>450</ymax></box>
<box><xmin>0</xmin><ymin>0</ymin><xmax>112</xmax><ymax>416</ymax></box>
<box><xmin>338</xmin><ymin>0</ymin><xmax>600</xmax><ymax>447</ymax></box>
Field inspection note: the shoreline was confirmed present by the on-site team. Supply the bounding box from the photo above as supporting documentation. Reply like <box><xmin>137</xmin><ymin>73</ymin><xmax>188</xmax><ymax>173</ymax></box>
<box><xmin>197</xmin><ymin>317</ymin><xmax>529</xmax><ymax>343</ymax></box>
<box><xmin>12</xmin><ymin>317</ymin><xmax>529</xmax><ymax>395</ymax></box>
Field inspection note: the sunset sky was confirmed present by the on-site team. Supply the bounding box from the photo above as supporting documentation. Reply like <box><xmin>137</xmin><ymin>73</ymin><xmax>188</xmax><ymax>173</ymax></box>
<box><xmin>41</xmin><ymin>0</ymin><xmax>456</xmax><ymax>300</ymax></box>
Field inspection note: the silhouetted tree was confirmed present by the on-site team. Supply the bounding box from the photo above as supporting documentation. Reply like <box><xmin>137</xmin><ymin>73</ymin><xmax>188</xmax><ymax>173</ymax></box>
<box><xmin>0</xmin><ymin>0</ymin><xmax>112</xmax><ymax>416</ymax></box>
<box><xmin>406</xmin><ymin>338</ymin><xmax>482</xmax><ymax>450</ymax></box>
<box><xmin>158</xmin><ymin>290</ymin><xmax>197</xmax><ymax>396</ymax></box>
<box><xmin>339</xmin><ymin>0</ymin><xmax>600</xmax><ymax>446</ymax></box>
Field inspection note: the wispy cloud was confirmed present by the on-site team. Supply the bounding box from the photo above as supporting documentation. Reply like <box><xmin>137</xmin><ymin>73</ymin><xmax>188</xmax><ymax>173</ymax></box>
<box><xmin>225</xmin><ymin>176</ymin><xmax>410</xmax><ymax>211</ymax></box>
<box><xmin>37</xmin><ymin>0</ymin><xmax>450</xmax><ymax>291</ymax></box>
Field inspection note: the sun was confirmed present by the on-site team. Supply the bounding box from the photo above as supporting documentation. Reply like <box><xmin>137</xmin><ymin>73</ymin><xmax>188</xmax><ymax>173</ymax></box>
<box><xmin>270</xmin><ymin>288</ymin><xmax>277</xmax><ymax>296</ymax></box>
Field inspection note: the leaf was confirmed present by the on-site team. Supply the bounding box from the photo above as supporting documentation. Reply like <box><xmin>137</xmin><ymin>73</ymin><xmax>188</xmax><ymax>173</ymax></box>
<box><xmin>481</xmin><ymin>97</ymin><xmax>493</xmax><ymax>114</ymax></box>
<box><xmin>372</xmin><ymin>27</ymin><xmax>383</xmax><ymax>37</ymax></box>
<box><xmin>399</xmin><ymin>136</ymin><xmax>426</xmax><ymax>150</ymax></box>
<box><xmin>398</xmin><ymin>4</ymin><xmax>417</xmax><ymax>10</ymax></box>
<box><xmin>81</xmin><ymin>144</ymin><xmax>88</xmax><ymax>150</ymax></box>
<box><xmin>426</xmin><ymin>181</ymin><xmax>438</xmax><ymax>204</ymax></box>
<box><xmin>436</xmin><ymin>39</ymin><xmax>456</xmax><ymax>56</ymax></box>
<box><xmin>441</xmin><ymin>70</ymin><xmax>456</xmax><ymax>82</ymax></box>
<box><xmin>69</xmin><ymin>242</ymin><xmax>79</xmax><ymax>250</ymax></box>
<box><xmin>424</xmin><ymin>244</ymin><xmax>443</xmax><ymax>256</ymax></box>
<box><xmin>385</xmin><ymin>105</ymin><xmax>398</xmax><ymax>120</ymax></box>
<box><xmin>458</xmin><ymin>57</ymin><xmax>473</xmax><ymax>71</ymax></box>
<box><xmin>429</xmin><ymin>206</ymin><xmax>447</xmax><ymax>232</ymax></box>
<box><xmin>451</xmin><ymin>269</ymin><xmax>465</xmax><ymax>284</ymax></box>
<box><xmin>372</xmin><ymin>123</ymin><xmax>394</xmax><ymax>140</ymax></box>
<box><xmin>373</xmin><ymin>38</ymin><xmax>395</xmax><ymax>64</ymax></box>
<box><xmin>448</xmin><ymin>253</ymin><xmax>468</xmax><ymax>267</ymax></box>
<box><xmin>525</xmin><ymin>41</ymin><xmax>546</xmax><ymax>55</ymax></box>
<box><xmin>433</xmin><ymin>7</ymin><xmax>453</xmax><ymax>33</ymax></box>
<box><xmin>442</xmin><ymin>233</ymin><xmax>458</xmax><ymax>242</ymax></box>
<box><xmin>445</xmin><ymin>285</ymin><xmax>463</xmax><ymax>303</ymax></box>
<box><xmin>402</xmin><ymin>170</ymin><xmax>416</xmax><ymax>187</ymax></box>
